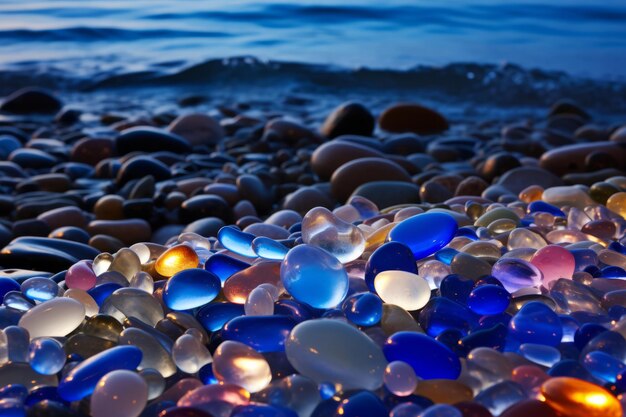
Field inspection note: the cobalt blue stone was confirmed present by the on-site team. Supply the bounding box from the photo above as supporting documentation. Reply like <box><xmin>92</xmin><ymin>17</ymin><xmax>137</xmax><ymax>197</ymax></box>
<box><xmin>574</xmin><ymin>323</ymin><xmax>608</xmax><ymax>350</ymax></box>
<box><xmin>24</xmin><ymin>386</ymin><xmax>67</xmax><ymax>407</ymax></box>
<box><xmin>388</xmin><ymin>212</ymin><xmax>458</xmax><ymax>260</ymax></box>
<box><xmin>335</xmin><ymin>392</ymin><xmax>387</xmax><ymax>417</ymax></box>
<box><xmin>217</xmin><ymin>226</ymin><xmax>257</xmax><ymax>258</ymax></box>
<box><xmin>548</xmin><ymin>359</ymin><xmax>599</xmax><ymax>383</ymax></box>
<box><xmin>20</xmin><ymin>277</ymin><xmax>58</xmax><ymax>302</ymax></box>
<box><xmin>608</xmin><ymin>241</ymin><xmax>626</xmax><ymax>254</ymax></box>
<box><xmin>198</xmin><ymin>363</ymin><xmax>218</xmax><ymax>385</ymax></box>
<box><xmin>222</xmin><ymin>315</ymin><xmax>297</xmax><ymax>352</ymax></box>
<box><xmin>383</xmin><ymin>331</ymin><xmax>462</xmax><ymax>380</ymax></box>
<box><xmin>419</xmin><ymin>297</ymin><xmax>477</xmax><ymax>337</ymax></box>
<box><xmin>251</xmin><ymin>236</ymin><xmax>289</xmax><ymax>260</ymax></box>
<box><xmin>461</xmin><ymin>323</ymin><xmax>508</xmax><ymax>352</ymax></box>
<box><xmin>204</xmin><ymin>253</ymin><xmax>249</xmax><ymax>284</ymax></box>
<box><xmin>456</xmin><ymin>227</ymin><xmax>478</xmax><ymax>240</ymax></box>
<box><xmin>364</xmin><ymin>241</ymin><xmax>417</xmax><ymax>292</ymax></box>
<box><xmin>434</xmin><ymin>248</ymin><xmax>458</xmax><ymax>265</ymax></box>
<box><xmin>601</xmin><ymin>266</ymin><xmax>626</xmax><ymax>278</ymax></box>
<box><xmin>508</xmin><ymin>302</ymin><xmax>563</xmax><ymax>347</ymax></box>
<box><xmin>616</xmin><ymin>370</ymin><xmax>626</xmax><ymax>392</ymax></box>
<box><xmin>342</xmin><ymin>292</ymin><xmax>383</xmax><ymax>326</ymax></box>
<box><xmin>0</xmin><ymin>278</ymin><xmax>20</xmax><ymax>301</ymax></box>
<box><xmin>274</xmin><ymin>299</ymin><xmax>314</xmax><ymax>322</ymax></box>
<box><xmin>231</xmin><ymin>404</ymin><xmax>298</xmax><ymax>417</ymax></box>
<box><xmin>583</xmin><ymin>351</ymin><xmax>626</xmax><ymax>383</ymax></box>
<box><xmin>474</xmin><ymin>276</ymin><xmax>504</xmax><ymax>287</ymax></box>
<box><xmin>0</xmin><ymin>384</ymin><xmax>27</xmax><ymax>402</ymax></box>
<box><xmin>583</xmin><ymin>265</ymin><xmax>602</xmax><ymax>277</ymax></box>
<box><xmin>163</xmin><ymin>268</ymin><xmax>220</xmax><ymax>311</ymax></box>
<box><xmin>196</xmin><ymin>302</ymin><xmax>245</xmax><ymax>332</ymax></box>
<box><xmin>28</xmin><ymin>338</ymin><xmax>65</xmax><ymax>375</ymax></box>
<box><xmin>571</xmin><ymin>249</ymin><xmax>599</xmax><ymax>272</ymax></box>
<box><xmin>467</xmin><ymin>284</ymin><xmax>511</xmax><ymax>315</ymax></box>
<box><xmin>478</xmin><ymin>313</ymin><xmax>512</xmax><ymax>329</ymax></box>
<box><xmin>528</xmin><ymin>201</ymin><xmax>565</xmax><ymax>217</ymax></box>
<box><xmin>87</xmin><ymin>282</ymin><xmax>123</xmax><ymax>305</ymax></box>
<box><xmin>0</xmin><ymin>398</ymin><xmax>23</xmax><ymax>417</ymax></box>
<box><xmin>439</xmin><ymin>274</ymin><xmax>474</xmax><ymax>305</ymax></box>
<box><xmin>288</xmin><ymin>222</ymin><xmax>301</xmax><ymax>234</ymax></box>
<box><xmin>435</xmin><ymin>328</ymin><xmax>465</xmax><ymax>357</ymax></box>
<box><xmin>57</xmin><ymin>346</ymin><xmax>142</xmax><ymax>401</ymax></box>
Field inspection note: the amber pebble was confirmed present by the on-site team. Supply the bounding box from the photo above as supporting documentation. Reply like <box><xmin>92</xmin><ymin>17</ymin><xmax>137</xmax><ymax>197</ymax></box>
<box><xmin>364</xmin><ymin>222</ymin><xmax>397</xmax><ymax>252</ymax></box>
<box><xmin>519</xmin><ymin>185</ymin><xmax>544</xmax><ymax>203</ymax></box>
<box><xmin>589</xmin><ymin>182</ymin><xmax>620</xmax><ymax>205</ymax></box>
<box><xmin>540</xmin><ymin>377</ymin><xmax>622</xmax><ymax>417</ymax></box>
<box><xmin>379</xmin><ymin>103</ymin><xmax>449</xmax><ymax>135</ymax></box>
<box><xmin>81</xmin><ymin>314</ymin><xmax>124</xmax><ymax>342</ymax></box>
<box><xmin>223</xmin><ymin>261</ymin><xmax>282</xmax><ymax>304</ymax></box>
<box><xmin>94</xmin><ymin>195</ymin><xmax>125</xmax><ymax>220</ymax></box>
<box><xmin>414</xmin><ymin>379</ymin><xmax>473</xmax><ymax>404</ymax></box>
<box><xmin>155</xmin><ymin>245</ymin><xmax>199</xmax><ymax>277</ymax></box>
<box><xmin>380</xmin><ymin>304</ymin><xmax>421</xmax><ymax>336</ymax></box>
<box><xmin>606</xmin><ymin>192</ymin><xmax>626</xmax><ymax>219</ymax></box>
<box><xmin>71</xmin><ymin>137</ymin><xmax>115</xmax><ymax>166</ymax></box>
<box><xmin>87</xmin><ymin>219</ymin><xmax>151</xmax><ymax>245</ymax></box>
<box><xmin>499</xmin><ymin>400</ymin><xmax>558</xmax><ymax>417</ymax></box>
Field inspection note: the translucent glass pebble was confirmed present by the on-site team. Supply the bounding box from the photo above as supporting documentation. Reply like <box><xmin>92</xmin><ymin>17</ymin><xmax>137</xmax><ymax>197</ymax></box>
<box><xmin>531</xmin><ymin>245</ymin><xmax>575</xmax><ymax>285</ymax></box>
<box><xmin>492</xmin><ymin>258</ymin><xmax>543</xmax><ymax>293</ymax></box>
<box><xmin>519</xmin><ymin>343</ymin><xmax>561</xmax><ymax>367</ymax></box>
<box><xmin>251</xmin><ymin>236</ymin><xmax>289</xmax><ymax>260</ymax></box>
<box><xmin>418</xmin><ymin>404</ymin><xmax>462</xmax><ymax>417</ymax></box>
<box><xmin>467</xmin><ymin>284</ymin><xmax>510</xmax><ymax>315</ymax></box>
<box><xmin>245</xmin><ymin>286</ymin><xmax>275</xmax><ymax>316</ymax></box>
<box><xmin>388</xmin><ymin>212</ymin><xmax>458</xmax><ymax>260</ymax></box>
<box><xmin>163</xmin><ymin>268</ymin><xmax>220</xmax><ymax>311</ymax></box>
<box><xmin>374</xmin><ymin>270</ymin><xmax>431</xmax><ymax>311</ymax></box>
<box><xmin>582</xmin><ymin>351</ymin><xmax>625</xmax><ymax>383</ymax></box>
<box><xmin>18</xmin><ymin>297</ymin><xmax>85</xmax><ymax>338</ymax></box>
<box><xmin>120</xmin><ymin>327</ymin><xmax>177</xmax><ymax>378</ymax></box>
<box><xmin>364</xmin><ymin>241</ymin><xmax>418</xmax><ymax>292</ymax></box>
<box><xmin>65</xmin><ymin>260</ymin><xmax>97</xmax><ymax>290</ymax></box>
<box><xmin>280</xmin><ymin>244</ymin><xmax>348</xmax><ymax>309</ymax></box>
<box><xmin>197</xmin><ymin>302</ymin><xmax>245</xmax><ymax>332</ymax></box>
<box><xmin>28</xmin><ymin>338</ymin><xmax>66</xmax><ymax>375</ymax></box>
<box><xmin>155</xmin><ymin>244</ymin><xmax>199</xmax><ymax>277</ymax></box>
<box><xmin>301</xmin><ymin>207</ymin><xmax>365</xmax><ymax>263</ymax></box>
<box><xmin>58</xmin><ymin>345</ymin><xmax>143</xmax><ymax>401</ymax></box>
<box><xmin>383</xmin><ymin>331</ymin><xmax>461</xmax><ymax>380</ymax></box>
<box><xmin>204</xmin><ymin>253</ymin><xmax>250</xmax><ymax>284</ymax></box>
<box><xmin>91</xmin><ymin>370</ymin><xmax>148</xmax><ymax>417</ymax></box>
<box><xmin>507</xmin><ymin>228</ymin><xmax>547</xmax><ymax>250</ymax></box>
<box><xmin>342</xmin><ymin>292</ymin><xmax>383</xmax><ymax>326</ymax></box>
<box><xmin>218</xmin><ymin>226</ymin><xmax>257</xmax><ymax>258</ymax></box>
<box><xmin>172</xmin><ymin>333</ymin><xmax>213</xmax><ymax>374</ymax></box>
<box><xmin>177</xmin><ymin>383</ymin><xmax>250</xmax><ymax>415</ymax></box>
<box><xmin>391</xmin><ymin>403</ymin><xmax>423</xmax><ymax>417</ymax></box>
<box><xmin>541</xmin><ymin>377</ymin><xmax>622</xmax><ymax>417</ymax></box>
<box><xmin>212</xmin><ymin>341</ymin><xmax>271</xmax><ymax>393</ymax></box>
<box><xmin>384</xmin><ymin>360</ymin><xmax>419</xmax><ymax>396</ymax></box>
<box><xmin>334</xmin><ymin>391</ymin><xmax>388</xmax><ymax>417</ymax></box>
<box><xmin>285</xmin><ymin>319</ymin><xmax>387</xmax><ymax>390</ymax></box>
<box><xmin>509</xmin><ymin>302</ymin><xmax>563</xmax><ymax>346</ymax></box>
<box><xmin>223</xmin><ymin>261</ymin><xmax>282</xmax><ymax>304</ymax></box>
<box><xmin>222</xmin><ymin>315</ymin><xmax>297</xmax><ymax>352</ymax></box>
<box><xmin>20</xmin><ymin>277</ymin><xmax>59</xmax><ymax>302</ymax></box>
<box><xmin>100</xmin><ymin>287</ymin><xmax>164</xmax><ymax>326</ymax></box>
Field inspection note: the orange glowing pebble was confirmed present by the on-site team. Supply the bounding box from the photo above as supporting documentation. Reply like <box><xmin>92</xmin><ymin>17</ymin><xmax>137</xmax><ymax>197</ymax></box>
<box><xmin>155</xmin><ymin>245</ymin><xmax>199</xmax><ymax>277</ymax></box>
<box><xmin>364</xmin><ymin>222</ymin><xmax>397</xmax><ymax>251</ymax></box>
<box><xmin>540</xmin><ymin>377</ymin><xmax>622</xmax><ymax>417</ymax></box>
<box><xmin>607</xmin><ymin>192</ymin><xmax>626</xmax><ymax>219</ymax></box>
<box><xmin>519</xmin><ymin>185</ymin><xmax>544</xmax><ymax>203</ymax></box>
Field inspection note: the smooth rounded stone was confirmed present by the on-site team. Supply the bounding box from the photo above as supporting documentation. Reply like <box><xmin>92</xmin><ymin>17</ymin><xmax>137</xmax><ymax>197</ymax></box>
<box><xmin>530</xmin><ymin>245</ymin><xmax>575</xmax><ymax>285</ymax></box>
<box><xmin>499</xmin><ymin>400</ymin><xmax>559</xmax><ymax>417</ymax></box>
<box><xmin>342</xmin><ymin>292</ymin><xmax>382</xmax><ymax>326</ymax></box>
<box><xmin>606</xmin><ymin>191</ymin><xmax>626</xmax><ymax>218</ymax></box>
<box><xmin>450</xmin><ymin>253</ymin><xmax>492</xmax><ymax>281</ymax></box>
<box><xmin>331</xmin><ymin>157</ymin><xmax>412</xmax><ymax>202</ymax></box>
<box><xmin>180</xmin><ymin>194</ymin><xmax>232</xmax><ymax>223</ymax></box>
<box><xmin>264</xmin><ymin>210</ymin><xmax>302</xmax><ymax>229</ymax></box>
<box><xmin>117</xmin><ymin>156</ymin><xmax>171</xmax><ymax>185</ymax></box>
<box><xmin>8</xmin><ymin>148</ymin><xmax>57</xmax><ymax>168</ymax></box>
<box><xmin>419</xmin><ymin>297</ymin><xmax>476</xmax><ymax>337</ymax></box>
<box><xmin>519</xmin><ymin>343</ymin><xmax>561</xmax><ymax>367</ymax></box>
<box><xmin>91</xmin><ymin>370</ymin><xmax>148</xmax><ymax>417</ymax></box>
<box><xmin>301</xmin><ymin>207</ymin><xmax>365</xmax><ymax>263</ymax></box>
<box><xmin>282</xmin><ymin>186</ymin><xmax>335</xmax><ymax>214</ymax></box>
<box><xmin>65</xmin><ymin>288</ymin><xmax>99</xmax><ymax>316</ymax></box>
<box><xmin>0</xmin><ymin>236</ymin><xmax>99</xmax><ymax>272</ymax></box>
<box><xmin>244</xmin><ymin>223</ymin><xmax>289</xmax><ymax>240</ymax></box>
<box><xmin>0</xmin><ymin>362</ymin><xmax>57</xmax><ymax>392</ymax></box>
<box><xmin>384</xmin><ymin>331</ymin><xmax>461</xmax><ymax>380</ymax></box>
<box><xmin>3</xmin><ymin>326</ymin><xmax>30</xmax><ymax>363</ymax></box>
<box><xmin>223</xmin><ymin>261</ymin><xmax>282</xmax><ymax>303</ymax></box>
<box><xmin>0</xmin><ymin>87</ymin><xmax>62</xmax><ymax>114</ymax></box>
<box><xmin>540</xmin><ymin>142</ymin><xmax>626</xmax><ymax>176</ymax></box>
<box><xmin>65</xmin><ymin>260</ymin><xmax>97</xmax><ymax>290</ymax></box>
<box><xmin>379</xmin><ymin>103</ymin><xmax>448</xmax><ymax>135</ymax></box>
<box><xmin>93</xmin><ymin>195</ymin><xmax>124</xmax><ymax>220</ymax></box>
<box><xmin>496</xmin><ymin>167</ymin><xmax>563</xmax><ymax>195</ymax></box>
<box><xmin>251</xmin><ymin>237</ymin><xmax>289</xmax><ymax>260</ymax></box>
<box><xmin>474</xmin><ymin>208</ymin><xmax>520</xmax><ymax>228</ymax></box>
<box><xmin>474</xmin><ymin>381</ymin><xmax>526</xmax><ymax>416</ymax></box>
<box><xmin>541</xmin><ymin>377</ymin><xmax>621</xmax><ymax>417</ymax></box>
<box><xmin>332</xmin><ymin>391</ymin><xmax>387</xmax><ymax>417</ymax></box>
<box><xmin>88</xmin><ymin>234</ymin><xmax>123</xmax><ymax>253</ymax></box>
<box><xmin>119</xmin><ymin>327</ymin><xmax>176</xmax><ymax>378</ymax></box>
<box><xmin>311</xmin><ymin>140</ymin><xmax>383</xmax><ymax>180</ymax></box>
<box><xmin>374</xmin><ymin>271</ymin><xmax>430</xmax><ymax>311</ymax></box>
<box><xmin>390</xmin><ymin>402</ymin><xmax>424</xmax><ymax>417</ymax></box>
<box><xmin>176</xmin><ymin>383</ymin><xmax>250</xmax><ymax>416</ymax></box>
<box><xmin>365</xmin><ymin>241</ymin><xmax>418</xmax><ymax>292</ymax></box>
<box><xmin>507</xmin><ymin>228</ymin><xmax>546</xmax><ymax>250</ymax></box>
<box><xmin>468</xmin><ymin>284</ymin><xmax>510</xmax><ymax>315</ymax></box>
<box><xmin>320</xmin><ymin>102</ymin><xmax>374</xmax><ymax>139</ymax></box>
<box><xmin>182</xmin><ymin>217</ymin><xmax>225</xmax><ymax>238</ymax></box>
<box><xmin>280</xmin><ymin>245</ymin><xmax>348</xmax><ymax>309</ymax></box>
<box><xmin>172</xmin><ymin>333</ymin><xmax>213</xmax><ymax>374</ymax></box>
<box><xmin>87</xmin><ymin>219</ymin><xmax>151</xmax><ymax>246</ymax></box>
<box><xmin>164</xmin><ymin>268</ymin><xmax>220</xmax><ymax>310</ymax></box>
<box><xmin>509</xmin><ymin>302</ymin><xmax>562</xmax><ymax>346</ymax></box>
<box><xmin>155</xmin><ymin>245</ymin><xmax>199</xmax><ymax>277</ymax></box>
<box><xmin>383</xmin><ymin>360</ymin><xmax>419</xmax><ymax>396</ymax></box>
<box><xmin>285</xmin><ymin>319</ymin><xmax>386</xmax><ymax>390</ymax></box>
<box><xmin>18</xmin><ymin>297</ymin><xmax>85</xmax><ymax>338</ymax></box>
<box><xmin>381</xmin><ymin>304</ymin><xmax>422</xmax><ymax>335</ymax></box>
<box><xmin>491</xmin><ymin>258</ymin><xmax>543</xmax><ymax>293</ymax></box>
<box><xmin>36</xmin><ymin>206</ymin><xmax>87</xmax><ymax>230</ymax></box>
<box><xmin>49</xmin><ymin>226</ymin><xmax>90</xmax><ymax>243</ymax></box>
<box><xmin>388</xmin><ymin>212</ymin><xmax>458</xmax><ymax>260</ymax></box>
<box><xmin>20</xmin><ymin>277</ymin><xmax>59</xmax><ymax>302</ymax></box>
<box><xmin>140</xmin><ymin>368</ymin><xmax>166</xmax><ymax>400</ymax></box>
<box><xmin>542</xmin><ymin>186</ymin><xmax>595</xmax><ymax>210</ymax></box>
<box><xmin>100</xmin><ymin>288</ymin><xmax>164</xmax><ymax>326</ymax></box>
<box><xmin>218</xmin><ymin>226</ymin><xmax>256</xmax><ymax>258</ymax></box>
<box><xmin>413</xmin><ymin>380</ymin><xmax>473</xmax><ymax>404</ymax></box>
<box><xmin>71</xmin><ymin>137</ymin><xmax>115</xmax><ymax>166</ymax></box>
<box><xmin>212</xmin><ymin>341</ymin><xmax>271</xmax><ymax>393</ymax></box>
<box><xmin>28</xmin><ymin>337</ymin><xmax>66</xmax><ymax>375</ymax></box>
<box><xmin>58</xmin><ymin>345</ymin><xmax>142</xmax><ymax>401</ymax></box>
<box><xmin>168</xmin><ymin>113</ymin><xmax>224</xmax><ymax>146</ymax></box>
<box><xmin>237</xmin><ymin>174</ymin><xmax>273</xmax><ymax>214</ymax></box>
<box><xmin>106</xmin><ymin>248</ymin><xmax>140</xmax><ymax>281</ymax></box>
<box><xmin>244</xmin><ymin>286</ymin><xmax>275</xmax><ymax>315</ymax></box>
<box><xmin>222</xmin><ymin>315</ymin><xmax>297</xmax><ymax>352</ymax></box>
<box><xmin>420</xmin><ymin>180</ymin><xmax>453</xmax><ymax>203</ymax></box>
<box><xmin>583</xmin><ymin>351</ymin><xmax>625</xmax><ymax>382</ymax></box>
<box><xmin>116</xmin><ymin>127</ymin><xmax>192</xmax><ymax>155</ymax></box>
<box><xmin>348</xmin><ymin>181</ymin><xmax>421</xmax><ymax>210</ymax></box>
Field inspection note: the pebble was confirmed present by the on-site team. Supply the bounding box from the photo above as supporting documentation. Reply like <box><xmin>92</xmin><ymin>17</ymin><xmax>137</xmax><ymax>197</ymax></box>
<box><xmin>168</xmin><ymin>113</ymin><xmax>224</xmax><ymax>146</ymax></box>
<box><xmin>320</xmin><ymin>102</ymin><xmax>375</xmax><ymax>138</ymax></box>
<box><xmin>379</xmin><ymin>103</ymin><xmax>449</xmax><ymax>135</ymax></box>
<box><xmin>388</xmin><ymin>212</ymin><xmax>458</xmax><ymax>260</ymax></box>
<box><xmin>18</xmin><ymin>297</ymin><xmax>85</xmax><ymax>338</ymax></box>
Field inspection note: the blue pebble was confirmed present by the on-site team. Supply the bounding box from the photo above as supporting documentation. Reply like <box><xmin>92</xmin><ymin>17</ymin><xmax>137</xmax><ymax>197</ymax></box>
<box><xmin>0</xmin><ymin>384</ymin><xmax>27</xmax><ymax>402</ymax></box>
<box><xmin>222</xmin><ymin>315</ymin><xmax>297</xmax><ymax>352</ymax></box>
<box><xmin>548</xmin><ymin>359</ymin><xmax>600</xmax><ymax>383</ymax></box>
<box><xmin>342</xmin><ymin>292</ymin><xmax>383</xmax><ymax>326</ymax></box>
<box><xmin>3</xmin><ymin>291</ymin><xmax>34</xmax><ymax>311</ymax></box>
<box><xmin>616</xmin><ymin>370</ymin><xmax>626</xmax><ymax>392</ymax></box>
<box><xmin>204</xmin><ymin>253</ymin><xmax>249</xmax><ymax>284</ymax></box>
<box><xmin>388</xmin><ymin>212</ymin><xmax>458</xmax><ymax>260</ymax></box>
<box><xmin>601</xmin><ymin>266</ymin><xmax>626</xmax><ymax>278</ymax></box>
<box><xmin>274</xmin><ymin>299</ymin><xmax>314</xmax><ymax>322</ymax></box>
<box><xmin>559</xmin><ymin>315</ymin><xmax>580</xmax><ymax>343</ymax></box>
<box><xmin>384</xmin><ymin>331</ymin><xmax>462</xmax><ymax>380</ymax></box>
<box><xmin>456</xmin><ymin>227</ymin><xmax>478</xmax><ymax>240</ymax></box>
<box><xmin>571</xmin><ymin>249</ymin><xmax>598</xmax><ymax>272</ymax></box>
<box><xmin>198</xmin><ymin>363</ymin><xmax>218</xmax><ymax>385</ymax></box>
<box><xmin>58</xmin><ymin>345</ymin><xmax>142</xmax><ymax>402</ymax></box>
<box><xmin>0</xmin><ymin>398</ymin><xmax>23</xmax><ymax>417</ymax></box>
<box><xmin>508</xmin><ymin>302</ymin><xmax>563</xmax><ymax>346</ymax></box>
<box><xmin>460</xmin><ymin>323</ymin><xmax>508</xmax><ymax>352</ymax></box>
<box><xmin>574</xmin><ymin>323</ymin><xmax>607</xmax><ymax>350</ymax></box>
<box><xmin>419</xmin><ymin>297</ymin><xmax>477</xmax><ymax>337</ymax></box>
<box><xmin>28</xmin><ymin>338</ymin><xmax>65</xmax><ymax>375</ymax></box>
<box><xmin>439</xmin><ymin>274</ymin><xmax>474</xmax><ymax>305</ymax></box>
<box><xmin>288</xmin><ymin>222</ymin><xmax>302</xmax><ymax>234</ymax></box>
<box><xmin>252</xmin><ymin>236</ymin><xmax>289</xmax><ymax>260</ymax></box>
<box><xmin>24</xmin><ymin>386</ymin><xmax>67</xmax><ymax>407</ymax></box>
<box><xmin>434</xmin><ymin>248</ymin><xmax>458</xmax><ymax>265</ymax></box>
<box><xmin>217</xmin><ymin>226</ymin><xmax>257</xmax><ymax>258</ymax></box>
<box><xmin>364</xmin><ymin>241</ymin><xmax>417</xmax><ymax>292</ymax></box>
<box><xmin>163</xmin><ymin>268</ymin><xmax>220</xmax><ymax>311</ymax></box>
<box><xmin>467</xmin><ymin>284</ymin><xmax>510</xmax><ymax>315</ymax></box>
<box><xmin>583</xmin><ymin>351</ymin><xmax>626</xmax><ymax>383</ymax></box>
<box><xmin>435</xmin><ymin>328</ymin><xmax>465</xmax><ymax>357</ymax></box>
<box><xmin>87</xmin><ymin>282</ymin><xmax>123</xmax><ymax>305</ymax></box>
<box><xmin>0</xmin><ymin>278</ymin><xmax>20</xmax><ymax>301</ymax></box>
<box><xmin>20</xmin><ymin>277</ymin><xmax>58</xmax><ymax>302</ymax></box>
<box><xmin>319</xmin><ymin>383</ymin><xmax>335</xmax><ymax>399</ymax></box>
<box><xmin>478</xmin><ymin>313</ymin><xmax>512</xmax><ymax>329</ymax></box>
<box><xmin>519</xmin><ymin>343</ymin><xmax>561</xmax><ymax>367</ymax></box>
<box><xmin>335</xmin><ymin>392</ymin><xmax>387</xmax><ymax>417</ymax></box>
<box><xmin>528</xmin><ymin>201</ymin><xmax>565</xmax><ymax>217</ymax></box>
<box><xmin>196</xmin><ymin>302</ymin><xmax>245</xmax><ymax>332</ymax></box>
<box><xmin>231</xmin><ymin>404</ymin><xmax>298</xmax><ymax>417</ymax></box>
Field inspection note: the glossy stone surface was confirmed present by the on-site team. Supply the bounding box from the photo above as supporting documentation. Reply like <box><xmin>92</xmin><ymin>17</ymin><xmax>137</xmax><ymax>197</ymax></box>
<box><xmin>541</xmin><ymin>377</ymin><xmax>622</xmax><ymax>417</ymax></box>
<box><xmin>212</xmin><ymin>341</ymin><xmax>272</xmax><ymax>393</ymax></box>
<box><xmin>301</xmin><ymin>207</ymin><xmax>365</xmax><ymax>263</ymax></box>
<box><xmin>91</xmin><ymin>370</ymin><xmax>148</xmax><ymax>417</ymax></box>
<box><xmin>374</xmin><ymin>270</ymin><xmax>430</xmax><ymax>311</ymax></box>
<box><xmin>388</xmin><ymin>212</ymin><xmax>458</xmax><ymax>260</ymax></box>
<box><xmin>18</xmin><ymin>297</ymin><xmax>85</xmax><ymax>338</ymax></box>
<box><xmin>365</xmin><ymin>241</ymin><xmax>418</xmax><ymax>292</ymax></box>
<box><xmin>163</xmin><ymin>268</ymin><xmax>220</xmax><ymax>310</ymax></box>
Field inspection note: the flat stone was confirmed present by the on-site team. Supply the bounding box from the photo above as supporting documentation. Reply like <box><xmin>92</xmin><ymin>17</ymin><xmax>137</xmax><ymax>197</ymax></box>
<box><xmin>0</xmin><ymin>236</ymin><xmax>99</xmax><ymax>272</ymax></box>
<box><xmin>87</xmin><ymin>219</ymin><xmax>152</xmax><ymax>245</ymax></box>
<box><xmin>116</xmin><ymin>127</ymin><xmax>192</xmax><ymax>155</ymax></box>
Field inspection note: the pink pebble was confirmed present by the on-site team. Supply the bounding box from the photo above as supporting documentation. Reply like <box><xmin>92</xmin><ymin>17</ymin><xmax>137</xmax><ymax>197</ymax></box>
<box><xmin>530</xmin><ymin>244</ymin><xmax>575</xmax><ymax>285</ymax></box>
<box><xmin>65</xmin><ymin>260</ymin><xmax>97</xmax><ymax>290</ymax></box>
